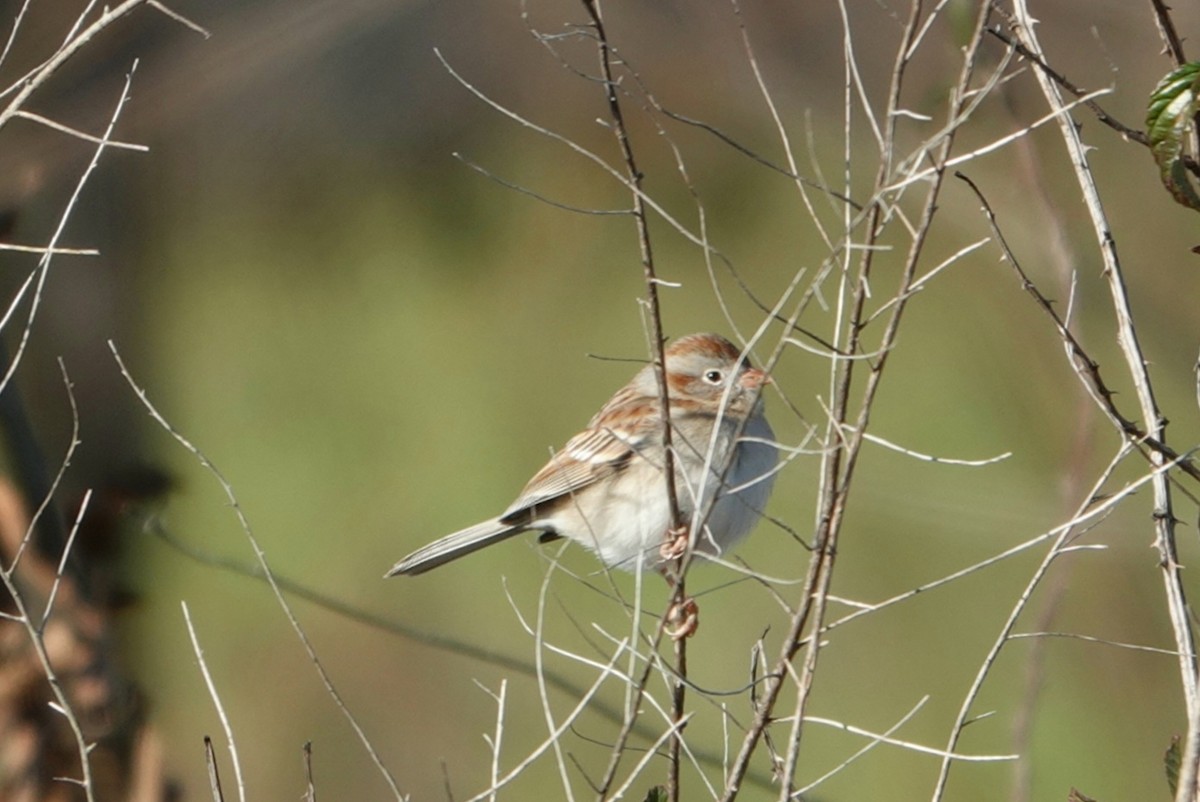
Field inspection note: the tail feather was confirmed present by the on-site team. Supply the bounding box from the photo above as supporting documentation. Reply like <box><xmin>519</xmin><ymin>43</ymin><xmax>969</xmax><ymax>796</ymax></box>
<box><xmin>386</xmin><ymin>518</ymin><xmax>527</xmax><ymax>576</ymax></box>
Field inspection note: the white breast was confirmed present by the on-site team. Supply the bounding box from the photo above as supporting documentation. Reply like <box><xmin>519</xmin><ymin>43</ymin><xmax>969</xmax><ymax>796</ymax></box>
<box><xmin>536</xmin><ymin>411</ymin><xmax>777</xmax><ymax>571</ymax></box>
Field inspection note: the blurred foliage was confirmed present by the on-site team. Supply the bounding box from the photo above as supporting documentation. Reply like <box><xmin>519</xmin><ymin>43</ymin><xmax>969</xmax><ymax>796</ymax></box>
<box><xmin>3</xmin><ymin>0</ymin><xmax>1200</xmax><ymax>800</ymax></box>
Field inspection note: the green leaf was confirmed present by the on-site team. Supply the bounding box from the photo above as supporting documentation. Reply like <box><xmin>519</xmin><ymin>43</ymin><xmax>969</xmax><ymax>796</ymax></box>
<box><xmin>1147</xmin><ymin>61</ymin><xmax>1200</xmax><ymax>211</ymax></box>
<box><xmin>641</xmin><ymin>787</ymin><xmax>667</xmax><ymax>802</ymax></box>
<box><xmin>1067</xmin><ymin>789</ymin><xmax>1097</xmax><ymax>802</ymax></box>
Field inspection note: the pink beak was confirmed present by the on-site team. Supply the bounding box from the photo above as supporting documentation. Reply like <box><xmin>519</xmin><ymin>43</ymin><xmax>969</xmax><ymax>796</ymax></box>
<box><xmin>740</xmin><ymin>367</ymin><xmax>770</xmax><ymax>389</ymax></box>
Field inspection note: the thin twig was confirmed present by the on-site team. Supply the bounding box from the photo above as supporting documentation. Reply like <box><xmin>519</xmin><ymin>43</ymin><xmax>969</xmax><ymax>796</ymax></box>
<box><xmin>800</xmin><ymin>714</ymin><xmax>1016</xmax><ymax>762</ymax></box>
<box><xmin>1005</xmin><ymin>13</ymin><xmax>1199</xmax><ymax>802</ymax></box>
<box><xmin>476</xmin><ymin>679</ymin><xmax>506</xmax><ymax>802</ymax></box>
<box><xmin>574</xmin><ymin>3</ymin><xmax>692</xmax><ymax>798</ymax></box>
<box><xmin>0</xmin><ymin>243</ymin><xmax>100</xmax><ymax>256</ymax></box>
<box><xmin>146</xmin><ymin>0</ymin><xmax>209</xmax><ymax>36</ymax></box>
<box><xmin>0</xmin><ymin>367</ymin><xmax>93</xmax><ymax>801</ymax></box>
<box><xmin>608</xmin><ymin>715</ymin><xmax>694</xmax><ymax>800</ymax></box>
<box><xmin>204</xmin><ymin>737</ymin><xmax>225</xmax><ymax>802</ymax></box>
<box><xmin>722</xmin><ymin>1</ymin><xmax>998</xmax><ymax>796</ymax></box>
<box><xmin>1008</xmin><ymin>631</ymin><xmax>1181</xmax><ymax>656</ymax></box>
<box><xmin>820</xmin><ymin>450</ymin><xmax>1153</xmax><ymax>641</ymax></box>
<box><xmin>792</xmin><ymin>698</ymin><xmax>928</xmax><ymax>797</ymax></box>
<box><xmin>533</xmin><ymin>560</ymin><xmax>577</xmax><ymax>802</ymax></box>
<box><xmin>149</xmin><ymin>513</ymin><xmax>784</xmax><ymax>785</ymax></box>
<box><xmin>0</xmin><ymin>1</ymin><xmax>148</xmax><ymax>130</ymax></box>
<box><xmin>11</xmin><ymin>110</ymin><xmax>147</xmax><ymax>150</ymax></box>
<box><xmin>6</xmin><ymin>358</ymin><xmax>81</xmax><ymax>574</ymax></box>
<box><xmin>984</xmin><ymin>25</ymin><xmax>1150</xmax><ymax>147</ymax></box>
<box><xmin>454</xmin><ymin>152</ymin><xmax>633</xmax><ymax>216</ymax></box>
<box><xmin>463</xmin><ymin>645</ymin><xmax>629</xmax><ymax>802</ymax></box>
<box><xmin>303</xmin><ymin>741</ymin><xmax>316</xmax><ymax>802</ymax></box>
<box><xmin>40</xmin><ymin>488</ymin><xmax>90</xmax><ymax>628</ymax></box>
<box><xmin>1147</xmin><ymin>0</ymin><xmax>1187</xmax><ymax>65</ymax></box>
<box><xmin>182</xmin><ymin>602</ymin><xmax>246</xmax><ymax>802</ymax></box>
<box><xmin>0</xmin><ymin>60</ymin><xmax>139</xmax><ymax>407</ymax></box>
<box><xmin>0</xmin><ymin>0</ymin><xmax>33</xmax><ymax>70</ymax></box>
<box><xmin>956</xmin><ymin>172</ymin><xmax>1200</xmax><ymax>485</ymax></box>
<box><xmin>656</xmin><ymin>107</ymin><xmax>861</xmax><ymax>209</ymax></box>
<box><xmin>853</xmin><ymin>427</ymin><xmax>1011</xmax><ymax>466</ymax></box>
<box><xmin>111</xmin><ymin>344</ymin><xmax>407</xmax><ymax>801</ymax></box>
<box><xmin>930</xmin><ymin>444</ymin><xmax>1184</xmax><ymax>800</ymax></box>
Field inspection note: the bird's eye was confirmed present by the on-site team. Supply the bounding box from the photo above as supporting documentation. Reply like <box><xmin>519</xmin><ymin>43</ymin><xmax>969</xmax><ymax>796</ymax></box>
<box><xmin>703</xmin><ymin>369</ymin><xmax>724</xmax><ymax>385</ymax></box>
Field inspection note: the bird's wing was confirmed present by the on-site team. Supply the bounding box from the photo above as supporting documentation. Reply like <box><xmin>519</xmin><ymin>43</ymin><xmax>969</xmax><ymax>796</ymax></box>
<box><xmin>501</xmin><ymin>391</ymin><xmax>660</xmax><ymax>521</ymax></box>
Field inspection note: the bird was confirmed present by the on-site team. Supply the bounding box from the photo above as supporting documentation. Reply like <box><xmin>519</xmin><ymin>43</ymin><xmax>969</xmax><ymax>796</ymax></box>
<box><xmin>386</xmin><ymin>333</ymin><xmax>777</xmax><ymax>584</ymax></box>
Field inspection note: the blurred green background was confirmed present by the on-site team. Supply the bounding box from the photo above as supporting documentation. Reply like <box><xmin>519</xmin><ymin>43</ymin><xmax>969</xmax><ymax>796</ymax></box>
<box><xmin>4</xmin><ymin>0</ymin><xmax>1200</xmax><ymax>799</ymax></box>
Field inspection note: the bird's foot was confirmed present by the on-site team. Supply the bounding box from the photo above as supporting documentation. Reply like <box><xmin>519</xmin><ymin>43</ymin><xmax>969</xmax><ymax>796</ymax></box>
<box><xmin>659</xmin><ymin>524</ymin><xmax>691</xmax><ymax>562</ymax></box>
<box><xmin>667</xmin><ymin>596</ymin><xmax>699</xmax><ymax>640</ymax></box>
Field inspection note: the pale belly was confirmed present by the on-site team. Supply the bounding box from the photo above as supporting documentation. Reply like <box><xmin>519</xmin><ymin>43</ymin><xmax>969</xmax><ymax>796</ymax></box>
<box><xmin>534</xmin><ymin>415</ymin><xmax>777</xmax><ymax>571</ymax></box>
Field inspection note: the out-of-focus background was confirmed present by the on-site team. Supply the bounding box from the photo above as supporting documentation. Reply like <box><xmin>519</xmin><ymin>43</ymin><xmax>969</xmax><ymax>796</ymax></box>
<box><xmin>3</xmin><ymin>0</ymin><xmax>1200</xmax><ymax>799</ymax></box>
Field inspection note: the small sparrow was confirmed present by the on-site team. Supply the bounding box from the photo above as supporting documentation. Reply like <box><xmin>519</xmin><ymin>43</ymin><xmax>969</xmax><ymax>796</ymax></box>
<box><xmin>386</xmin><ymin>333</ymin><xmax>777</xmax><ymax>579</ymax></box>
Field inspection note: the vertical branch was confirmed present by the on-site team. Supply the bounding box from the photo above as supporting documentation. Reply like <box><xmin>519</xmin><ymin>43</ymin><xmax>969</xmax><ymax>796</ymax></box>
<box><xmin>719</xmin><ymin>0</ymin><xmax>1000</xmax><ymax>796</ymax></box>
<box><xmin>775</xmin><ymin>0</ymin><xmax>929</xmax><ymax>789</ymax></box>
<box><xmin>578</xmin><ymin>2</ymin><xmax>688</xmax><ymax>799</ymax></box>
<box><xmin>1008</xmin><ymin>6</ymin><xmax>1199</xmax><ymax>802</ymax></box>
<box><xmin>579</xmin><ymin>0</ymin><xmax>680</xmax><ymax>536</ymax></box>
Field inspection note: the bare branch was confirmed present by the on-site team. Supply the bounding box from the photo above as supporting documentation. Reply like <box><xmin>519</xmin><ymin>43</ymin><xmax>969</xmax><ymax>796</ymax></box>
<box><xmin>1003</xmin><ymin>18</ymin><xmax>1199</xmax><ymax>802</ymax></box>
<box><xmin>182</xmin><ymin>602</ymin><xmax>246</xmax><ymax>802</ymax></box>
<box><xmin>111</xmin><ymin>343</ymin><xmax>408</xmax><ymax>801</ymax></box>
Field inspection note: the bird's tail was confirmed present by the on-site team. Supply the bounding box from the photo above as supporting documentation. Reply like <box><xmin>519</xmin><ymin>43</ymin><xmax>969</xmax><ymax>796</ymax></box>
<box><xmin>385</xmin><ymin>518</ymin><xmax>527</xmax><ymax>576</ymax></box>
